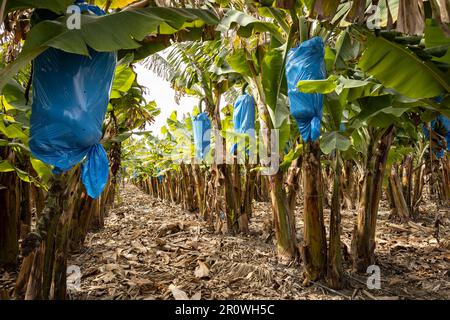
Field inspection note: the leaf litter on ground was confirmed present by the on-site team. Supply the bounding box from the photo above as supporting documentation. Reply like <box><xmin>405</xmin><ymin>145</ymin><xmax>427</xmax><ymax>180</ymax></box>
<box><xmin>1</xmin><ymin>184</ymin><xmax>449</xmax><ymax>300</ymax></box>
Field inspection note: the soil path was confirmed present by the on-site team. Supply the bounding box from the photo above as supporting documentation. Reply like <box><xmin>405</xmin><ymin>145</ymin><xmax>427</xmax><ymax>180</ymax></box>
<box><xmin>63</xmin><ymin>184</ymin><xmax>450</xmax><ymax>300</ymax></box>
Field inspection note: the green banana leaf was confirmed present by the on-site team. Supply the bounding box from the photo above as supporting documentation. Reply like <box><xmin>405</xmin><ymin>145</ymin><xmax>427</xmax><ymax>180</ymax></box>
<box><xmin>0</xmin><ymin>7</ymin><xmax>219</xmax><ymax>91</ymax></box>
<box><xmin>6</xmin><ymin>0</ymin><xmax>73</xmax><ymax>14</ymax></box>
<box><xmin>217</xmin><ymin>10</ymin><xmax>284</xmax><ymax>43</ymax></box>
<box><xmin>358</xmin><ymin>32</ymin><xmax>450</xmax><ymax>99</ymax></box>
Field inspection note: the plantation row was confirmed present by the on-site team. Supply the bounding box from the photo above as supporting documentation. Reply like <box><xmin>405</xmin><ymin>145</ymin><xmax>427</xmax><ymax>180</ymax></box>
<box><xmin>1</xmin><ymin>0</ymin><xmax>449</xmax><ymax>299</ymax></box>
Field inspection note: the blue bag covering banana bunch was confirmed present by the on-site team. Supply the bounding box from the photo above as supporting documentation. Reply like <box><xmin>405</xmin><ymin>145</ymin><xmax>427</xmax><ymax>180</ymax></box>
<box><xmin>423</xmin><ymin>115</ymin><xmax>450</xmax><ymax>159</ymax></box>
<box><xmin>192</xmin><ymin>112</ymin><xmax>211</xmax><ymax>160</ymax></box>
<box><xmin>29</xmin><ymin>1</ymin><xmax>117</xmax><ymax>199</ymax></box>
<box><xmin>231</xmin><ymin>93</ymin><xmax>256</xmax><ymax>154</ymax></box>
<box><xmin>285</xmin><ymin>37</ymin><xmax>326</xmax><ymax>142</ymax></box>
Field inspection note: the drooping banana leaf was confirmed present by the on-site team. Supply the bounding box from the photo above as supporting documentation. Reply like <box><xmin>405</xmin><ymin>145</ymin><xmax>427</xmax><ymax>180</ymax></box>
<box><xmin>217</xmin><ymin>10</ymin><xmax>284</xmax><ymax>43</ymax></box>
<box><xmin>5</xmin><ymin>0</ymin><xmax>74</xmax><ymax>14</ymax></box>
<box><xmin>0</xmin><ymin>7</ymin><xmax>219</xmax><ymax>91</ymax></box>
<box><xmin>320</xmin><ymin>131</ymin><xmax>351</xmax><ymax>155</ymax></box>
<box><xmin>425</xmin><ymin>19</ymin><xmax>450</xmax><ymax>64</ymax></box>
<box><xmin>358</xmin><ymin>32</ymin><xmax>450</xmax><ymax>99</ymax></box>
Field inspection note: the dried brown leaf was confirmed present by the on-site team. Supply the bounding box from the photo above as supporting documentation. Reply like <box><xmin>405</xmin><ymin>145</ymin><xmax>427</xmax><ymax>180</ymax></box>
<box><xmin>169</xmin><ymin>284</ymin><xmax>189</xmax><ymax>300</ymax></box>
<box><xmin>194</xmin><ymin>261</ymin><xmax>210</xmax><ymax>278</ymax></box>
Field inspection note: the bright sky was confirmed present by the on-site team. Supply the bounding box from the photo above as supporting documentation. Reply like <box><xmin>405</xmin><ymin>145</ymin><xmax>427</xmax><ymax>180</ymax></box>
<box><xmin>134</xmin><ymin>63</ymin><xmax>198</xmax><ymax>136</ymax></box>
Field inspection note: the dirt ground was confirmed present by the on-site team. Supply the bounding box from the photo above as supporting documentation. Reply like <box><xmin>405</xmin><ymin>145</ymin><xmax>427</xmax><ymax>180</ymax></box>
<box><xmin>68</xmin><ymin>184</ymin><xmax>450</xmax><ymax>300</ymax></box>
<box><xmin>1</xmin><ymin>184</ymin><xmax>449</xmax><ymax>300</ymax></box>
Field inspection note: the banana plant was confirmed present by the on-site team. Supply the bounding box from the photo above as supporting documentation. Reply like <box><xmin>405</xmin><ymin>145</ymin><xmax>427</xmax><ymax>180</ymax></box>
<box><xmin>296</xmin><ymin>14</ymin><xmax>449</xmax><ymax>272</ymax></box>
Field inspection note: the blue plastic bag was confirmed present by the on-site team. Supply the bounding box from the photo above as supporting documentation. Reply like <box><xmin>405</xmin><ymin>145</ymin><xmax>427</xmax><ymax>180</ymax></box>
<box><xmin>233</xmin><ymin>94</ymin><xmax>256</xmax><ymax>133</ymax></box>
<box><xmin>285</xmin><ymin>37</ymin><xmax>326</xmax><ymax>142</ymax></box>
<box><xmin>29</xmin><ymin>3</ymin><xmax>116</xmax><ymax>199</ymax></box>
<box><xmin>192</xmin><ymin>112</ymin><xmax>211</xmax><ymax>160</ymax></box>
<box><xmin>231</xmin><ymin>93</ymin><xmax>255</xmax><ymax>153</ymax></box>
<box><xmin>440</xmin><ymin>115</ymin><xmax>450</xmax><ymax>149</ymax></box>
<box><xmin>156</xmin><ymin>168</ymin><xmax>163</xmax><ymax>182</ymax></box>
<box><xmin>74</xmin><ymin>0</ymin><xmax>105</xmax><ymax>15</ymax></box>
<box><xmin>422</xmin><ymin>115</ymin><xmax>450</xmax><ymax>159</ymax></box>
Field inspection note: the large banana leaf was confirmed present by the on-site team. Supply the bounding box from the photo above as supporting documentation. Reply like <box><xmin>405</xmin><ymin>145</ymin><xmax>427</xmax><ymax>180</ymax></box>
<box><xmin>425</xmin><ymin>19</ymin><xmax>450</xmax><ymax>64</ymax></box>
<box><xmin>0</xmin><ymin>7</ymin><xmax>219</xmax><ymax>91</ymax></box>
<box><xmin>32</xmin><ymin>8</ymin><xmax>218</xmax><ymax>54</ymax></box>
<box><xmin>110</xmin><ymin>65</ymin><xmax>136</xmax><ymax>99</ymax></box>
<box><xmin>260</xmin><ymin>32</ymin><xmax>294</xmax><ymax>155</ymax></box>
<box><xmin>226</xmin><ymin>49</ymin><xmax>255</xmax><ymax>78</ymax></box>
<box><xmin>261</xmin><ymin>45</ymin><xmax>286</xmax><ymax>110</ymax></box>
<box><xmin>320</xmin><ymin>131</ymin><xmax>351</xmax><ymax>154</ymax></box>
<box><xmin>217</xmin><ymin>10</ymin><xmax>284</xmax><ymax>43</ymax></box>
<box><xmin>358</xmin><ymin>32</ymin><xmax>450</xmax><ymax>99</ymax></box>
<box><xmin>6</xmin><ymin>0</ymin><xmax>73</xmax><ymax>14</ymax></box>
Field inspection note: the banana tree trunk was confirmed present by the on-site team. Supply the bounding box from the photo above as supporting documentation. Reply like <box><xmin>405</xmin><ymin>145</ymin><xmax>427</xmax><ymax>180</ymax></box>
<box><xmin>327</xmin><ymin>150</ymin><xmax>343</xmax><ymax>289</ymax></box>
<box><xmin>192</xmin><ymin>163</ymin><xmax>206</xmax><ymax>219</ymax></box>
<box><xmin>341</xmin><ymin>161</ymin><xmax>355</xmax><ymax>210</ymax></box>
<box><xmin>269</xmin><ymin>170</ymin><xmax>298</xmax><ymax>261</ymax></box>
<box><xmin>181</xmin><ymin>163</ymin><xmax>195</xmax><ymax>211</ymax></box>
<box><xmin>89</xmin><ymin>195</ymin><xmax>103</xmax><ymax>231</ymax></box>
<box><xmin>286</xmin><ymin>158</ymin><xmax>301</xmax><ymax>213</ymax></box>
<box><xmin>166</xmin><ymin>171</ymin><xmax>175</xmax><ymax>203</ymax></box>
<box><xmin>442</xmin><ymin>155</ymin><xmax>450</xmax><ymax>203</ymax></box>
<box><xmin>242</xmin><ymin>163</ymin><xmax>256</xmax><ymax>222</ymax></box>
<box><xmin>351</xmin><ymin>126</ymin><xmax>394</xmax><ymax>272</ymax></box>
<box><xmin>301</xmin><ymin>141</ymin><xmax>327</xmax><ymax>281</ymax></box>
<box><xmin>209</xmin><ymin>91</ymin><xmax>240</xmax><ymax>234</ymax></box>
<box><xmin>19</xmin><ymin>173</ymin><xmax>32</xmax><ymax>239</ymax></box>
<box><xmin>402</xmin><ymin>155</ymin><xmax>413</xmax><ymax>211</ymax></box>
<box><xmin>232</xmin><ymin>156</ymin><xmax>249</xmax><ymax>234</ymax></box>
<box><xmin>31</xmin><ymin>184</ymin><xmax>46</xmax><ymax>217</ymax></box>
<box><xmin>386</xmin><ymin>181</ymin><xmax>396</xmax><ymax>217</ymax></box>
<box><xmin>0</xmin><ymin>170</ymin><xmax>20</xmax><ymax>268</ymax></box>
<box><xmin>16</xmin><ymin>170</ymin><xmax>80</xmax><ymax>300</ymax></box>
<box><xmin>389</xmin><ymin>163</ymin><xmax>410</xmax><ymax>221</ymax></box>
<box><xmin>69</xmin><ymin>193</ymin><xmax>94</xmax><ymax>251</ymax></box>
<box><xmin>51</xmin><ymin>180</ymin><xmax>82</xmax><ymax>300</ymax></box>
<box><xmin>412</xmin><ymin>163</ymin><xmax>425</xmax><ymax>218</ymax></box>
<box><xmin>223</xmin><ymin>164</ymin><xmax>240</xmax><ymax>234</ymax></box>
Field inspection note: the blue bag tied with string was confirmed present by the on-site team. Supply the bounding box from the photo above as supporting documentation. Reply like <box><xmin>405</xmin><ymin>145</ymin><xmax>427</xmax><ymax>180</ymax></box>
<box><xmin>29</xmin><ymin>2</ymin><xmax>117</xmax><ymax>199</ymax></box>
<box><xmin>232</xmin><ymin>93</ymin><xmax>256</xmax><ymax>153</ymax></box>
<box><xmin>285</xmin><ymin>37</ymin><xmax>326</xmax><ymax>142</ymax></box>
<box><xmin>423</xmin><ymin>115</ymin><xmax>450</xmax><ymax>159</ymax></box>
<box><xmin>192</xmin><ymin>112</ymin><xmax>211</xmax><ymax>160</ymax></box>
